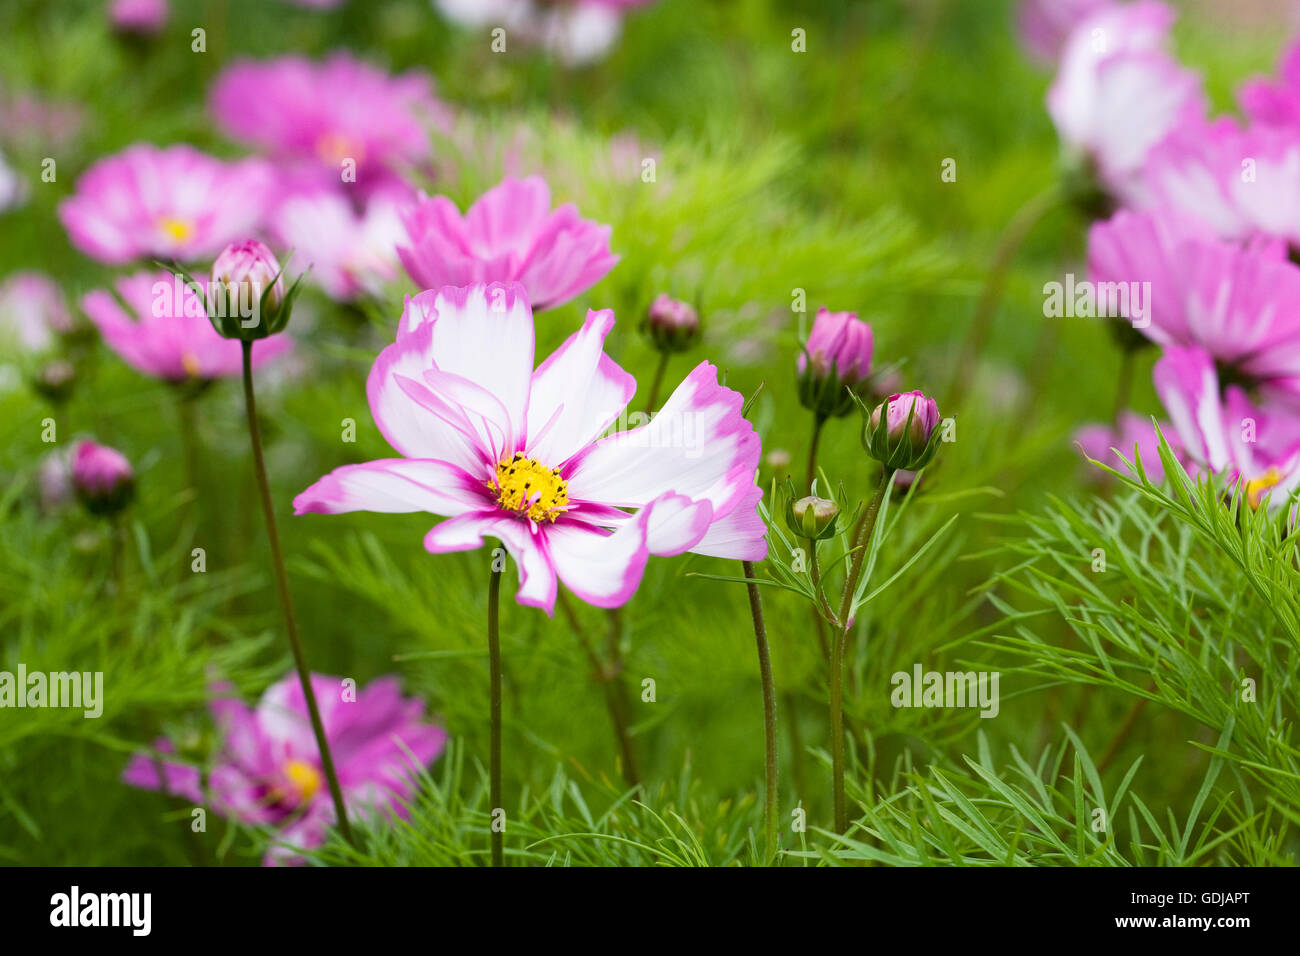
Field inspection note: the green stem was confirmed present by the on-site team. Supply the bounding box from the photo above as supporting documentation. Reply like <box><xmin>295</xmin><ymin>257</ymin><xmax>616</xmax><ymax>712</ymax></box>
<box><xmin>240</xmin><ymin>340</ymin><xmax>353</xmax><ymax>848</ymax></box>
<box><xmin>805</xmin><ymin>414</ymin><xmax>826</xmax><ymax>493</ymax></box>
<box><xmin>948</xmin><ymin>185</ymin><xmax>1061</xmax><ymax>407</ymax></box>
<box><xmin>557</xmin><ymin>592</ymin><xmax>640</xmax><ymax>788</ymax></box>
<box><xmin>487</xmin><ymin>562</ymin><xmax>504</xmax><ymax>867</ymax></box>
<box><xmin>643</xmin><ymin>351</ymin><xmax>671</xmax><ymax>415</ymax></box>
<box><xmin>829</xmin><ymin>467</ymin><xmax>891</xmax><ymax>834</ymax></box>
<box><xmin>742</xmin><ymin>560</ymin><xmax>779</xmax><ymax>863</ymax></box>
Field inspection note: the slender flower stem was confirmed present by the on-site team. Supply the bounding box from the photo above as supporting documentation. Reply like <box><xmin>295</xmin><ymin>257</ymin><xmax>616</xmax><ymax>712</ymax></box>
<box><xmin>829</xmin><ymin>467</ymin><xmax>892</xmax><ymax>834</ymax></box>
<box><xmin>742</xmin><ymin>560</ymin><xmax>779</xmax><ymax>863</ymax></box>
<box><xmin>487</xmin><ymin>562</ymin><xmax>504</xmax><ymax>867</ymax></box>
<box><xmin>239</xmin><ymin>340</ymin><xmax>353</xmax><ymax>848</ymax></box>
<box><xmin>948</xmin><ymin>185</ymin><xmax>1061</xmax><ymax>407</ymax></box>
<box><xmin>643</xmin><ymin>351</ymin><xmax>671</xmax><ymax>415</ymax></box>
<box><xmin>805</xmin><ymin>414</ymin><xmax>826</xmax><ymax>493</ymax></box>
<box><xmin>557</xmin><ymin>591</ymin><xmax>640</xmax><ymax>787</ymax></box>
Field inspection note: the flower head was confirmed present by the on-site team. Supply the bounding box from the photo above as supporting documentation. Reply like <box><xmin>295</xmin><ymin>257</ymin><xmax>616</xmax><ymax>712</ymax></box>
<box><xmin>58</xmin><ymin>144</ymin><xmax>272</xmax><ymax>264</ymax></box>
<box><xmin>81</xmin><ymin>270</ymin><xmax>292</xmax><ymax>384</ymax></box>
<box><xmin>797</xmin><ymin>308</ymin><xmax>873</xmax><ymax>420</ymax></box>
<box><xmin>1017</xmin><ymin>0</ymin><xmax>1118</xmax><ymax>66</ymax></box>
<box><xmin>397</xmin><ymin>176</ymin><xmax>618</xmax><ymax>311</ymax></box>
<box><xmin>269</xmin><ymin>186</ymin><xmax>408</xmax><ymax>302</ymax></box>
<box><xmin>786</xmin><ymin>494</ymin><xmax>840</xmax><ymax>540</ymax></box>
<box><xmin>0</xmin><ymin>272</ymin><xmax>73</xmax><ymax>355</ymax></box>
<box><xmin>295</xmin><ymin>282</ymin><xmax>766</xmax><ymax>613</ymax></box>
<box><xmin>123</xmin><ymin>672</ymin><xmax>447</xmax><ymax>866</ymax></box>
<box><xmin>72</xmin><ymin>439</ymin><xmax>135</xmax><ymax>516</ymax></box>
<box><xmin>1088</xmin><ymin>207</ymin><xmax>1300</xmax><ymax>400</ymax></box>
<box><xmin>863</xmin><ymin>390</ymin><xmax>942</xmax><ymax>472</ymax></box>
<box><xmin>434</xmin><ymin>0</ymin><xmax>652</xmax><ymax>67</ymax></box>
<box><xmin>210</xmin><ymin>53</ymin><xmax>446</xmax><ymax>191</ymax></box>
<box><xmin>1047</xmin><ymin>1</ymin><xmax>1205</xmax><ymax>201</ymax></box>
<box><xmin>109</xmin><ymin>0</ymin><xmax>169</xmax><ymax>35</ymax></box>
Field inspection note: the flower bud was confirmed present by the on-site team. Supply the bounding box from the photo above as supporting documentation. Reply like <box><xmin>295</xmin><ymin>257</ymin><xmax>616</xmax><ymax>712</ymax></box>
<box><xmin>72</xmin><ymin>439</ymin><xmax>135</xmax><ymax>516</ymax></box>
<box><xmin>208</xmin><ymin>240</ymin><xmax>290</xmax><ymax>341</ymax></box>
<box><xmin>642</xmin><ymin>294</ymin><xmax>700</xmax><ymax>353</ymax></box>
<box><xmin>863</xmin><ymin>390</ymin><xmax>942</xmax><ymax>471</ymax></box>
<box><xmin>787</xmin><ymin>495</ymin><xmax>840</xmax><ymax>540</ymax></box>
<box><xmin>109</xmin><ymin>0</ymin><xmax>169</xmax><ymax>38</ymax></box>
<box><xmin>30</xmin><ymin>359</ymin><xmax>77</xmax><ymax>404</ymax></box>
<box><xmin>797</xmin><ymin>308</ymin><xmax>873</xmax><ymax>420</ymax></box>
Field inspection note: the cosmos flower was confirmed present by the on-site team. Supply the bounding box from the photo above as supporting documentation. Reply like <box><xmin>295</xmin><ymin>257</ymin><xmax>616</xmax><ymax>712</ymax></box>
<box><xmin>210</xmin><ymin>53</ymin><xmax>446</xmax><ymax>191</ymax></box>
<box><xmin>81</xmin><ymin>270</ymin><xmax>291</xmax><ymax>384</ymax></box>
<box><xmin>1017</xmin><ymin>0</ymin><xmax>1117</xmax><ymax>66</ymax></box>
<box><xmin>0</xmin><ymin>272</ymin><xmax>73</xmax><ymax>354</ymax></box>
<box><xmin>1074</xmin><ymin>411</ymin><xmax>1180</xmax><ymax>482</ymax></box>
<box><xmin>58</xmin><ymin>144</ymin><xmax>272</xmax><ymax>264</ymax></box>
<box><xmin>295</xmin><ymin>282</ymin><xmax>766</xmax><ymax>614</ymax></box>
<box><xmin>397</xmin><ymin>176</ymin><xmax>617</xmax><ymax>311</ymax></box>
<box><xmin>123</xmin><ymin>672</ymin><xmax>448</xmax><ymax>866</ymax></box>
<box><xmin>1139</xmin><ymin>116</ymin><xmax>1300</xmax><ymax>249</ymax></box>
<box><xmin>270</xmin><ymin>186</ymin><xmax>408</xmax><ymax>301</ymax></box>
<box><xmin>108</xmin><ymin>0</ymin><xmax>169</xmax><ymax>35</ymax></box>
<box><xmin>433</xmin><ymin>0</ymin><xmax>655</xmax><ymax>67</ymax></box>
<box><xmin>1088</xmin><ymin>207</ymin><xmax>1300</xmax><ymax>402</ymax></box>
<box><xmin>1239</xmin><ymin>37</ymin><xmax>1300</xmax><ymax>129</ymax></box>
<box><xmin>1153</xmin><ymin>344</ymin><xmax>1300</xmax><ymax>507</ymax></box>
<box><xmin>1046</xmin><ymin>1</ymin><xmax>1204</xmax><ymax>200</ymax></box>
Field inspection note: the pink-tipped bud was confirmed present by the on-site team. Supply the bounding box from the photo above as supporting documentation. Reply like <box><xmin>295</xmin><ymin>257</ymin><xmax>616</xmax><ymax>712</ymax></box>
<box><xmin>797</xmin><ymin>307</ymin><xmax>874</xmax><ymax>419</ymax></box>
<box><xmin>209</xmin><ymin>240</ymin><xmax>288</xmax><ymax>340</ymax></box>
<box><xmin>864</xmin><ymin>390</ymin><xmax>943</xmax><ymax>471</ymax></box>
<box><xmin>72</xmin><ymin>439</ymin><xmax>135</xmax><ymax>516</ymax></box>
<box><xmin>643</xmin><ymin>294</ymin><xmax>701</xmax><ymax>353</ymax></box>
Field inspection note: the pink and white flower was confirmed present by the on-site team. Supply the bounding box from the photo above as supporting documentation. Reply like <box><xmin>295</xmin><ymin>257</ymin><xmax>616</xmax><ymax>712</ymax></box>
<box><xmin>123</xmin><ymin>672</ymin><xmax>447</xmax><ymax>866</ymax></box>
<box><xmin>433</xmin><ymin>0</ymin><xmax>655</xmax><ymax>67</ymax></box>
<box><xmin>81</xmin><ymin>270</ymin><xmax>292</xmax><ymax>383</ymax></box>
<box><xmin>58</xmin><ymin>144</ymin><xmax>272</xmax><ymax>264</ymax></box>
<box><xmin>295</xmin><ymin>282</ymin><xmax>766</xmax><ymax>614</ymax></box>
<box><xmin>1088</xmin><ymin>207</ymin><xmax>1300</xmax><ymax>401</ymax></box>
<box><xmin>1139</xmin><ymin>117</ymin><xmax>1300</xmax><ymax>248</ymax></box>
<box><xmin>0</xmin><ymin>272</ymin><xmax>73</xmax><ymax>354</ymax></box>
<box><xmin>270</xmin><ymin>187</ymin><xmax>409</xmax><ymax>301</ymax></box>
<box><xmin>398</xmin><ymin>176</ymin><xmax>617</xmax><ymax>311</ymax></box>
<box><xmin>1239</xmin><ymin>38</ymin><xmax>1300</xmax><ymax>129</ymax></box>
<box><xmin>1047</xmin><ymin>1</ymin><xmax>1204</xmax><ymax>199</ymax></box>
<box><xmin>1153</xmin><ymin>344</ymin><xmax>1300</xmax><ymax>505</ymax></box>
<box><xmin>210</xmin><ymin>53</ymin><xmax>446</xmax><ymax>191</ymax></box>
<box><xmin>1017</xmin><ymin>0</ymin><xmax>1117</xmax><ymax>67</ymax></box>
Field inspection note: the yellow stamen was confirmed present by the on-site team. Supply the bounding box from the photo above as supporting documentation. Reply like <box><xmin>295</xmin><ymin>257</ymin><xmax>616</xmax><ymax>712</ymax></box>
<box><xmin>157</xmin><ymin>217</ymin><xmax>194</xmax><ymax>243</ymax></box>
<box><xmin>181</xmin><ymin>352</ymin><xmax>201</xmax><ymax>379</ymax></box>
<box><xmin>1246</xmin><ymin>467</ymin><xmax>1283</xmax><ymax>510</ymax></box>
<box><xmin>282</xmin><ymin>759</ymin><xmax>322</xmax><ymax>803</ymax></box>
<box><xmin>490</xmin><ymin>453</ymin><xmax>569</xmax><ymax>523</ymax></box>
<box><xmin>316</xmin><ymin>132</ymin><xmax>363</xmax><ymax>166</ymax></box>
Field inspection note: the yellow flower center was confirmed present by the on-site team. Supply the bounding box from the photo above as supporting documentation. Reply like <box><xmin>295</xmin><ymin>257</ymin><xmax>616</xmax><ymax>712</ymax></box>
<box><xmin>181</xmin><ymin>352</ymin><xmax>201</xmax><ymax>379</ymax></box>
<box><xmin>491</xmin><ymin>453</ymin><xmax>569</xmax><ymax>523</ymax></box>
<box><xmin>282</xmin><ymin>759</ymin><xmax>322</xmax><ymax>803</ymax></box>
<box><xmin>1246</xmin><ymin>467</ymin><xmax>1283</xmax><ymax>510</ymax></box>
<box><xmin>157</xmin><ymin>217</ymin><xmax>194</xmax><ymax>243</ymax></box>
<box><xmin>316</xmin><ymin>132</ymin><xmax>363</xmax><ymax>166</ymax></box>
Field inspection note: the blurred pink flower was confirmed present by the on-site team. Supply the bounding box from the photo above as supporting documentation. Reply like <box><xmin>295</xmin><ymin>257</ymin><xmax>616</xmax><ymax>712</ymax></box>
<box><xmin>1140</xmin><ymin>116</ymin><xmax>1300</xmax><ymax>248</ymax></box>
<box><xmin>58</xmin><ymin>144</ymin><xmax>272</xmax><ymax>264</ymax></box>
<box><xmin>109</xmin><ymin>0</ymin><xmax>169</xmax><ymax>34</ymax></box>
<box><xmin>1088</xmin><ymin>207</ymin><xmax>1300</xmax><ymax>401</ymax></box>
<box><xmin>294</xmin><ymin>282</ymin><xmax>765</xmax><ymax>614</ymax></box>
<box><xmin>1047</xmin><ymin>1</ymin><xmax>1204</xmax><ymax>199</ymax></box>
<box><xmin>0</xmin><ymin>272</ymin><xmax>72</xmax><ymax>354</ymax></box>
<box><xmin>1017</xmin><ymin>0</ymin><xmax>1117</xmax><ymax>66</ymax></box>
<box><xmin>124</xmin><ymin>672</ymin><xmax>447</xmax><ymax>866</ymax></box>
<box><xmin>799</xmin><ymin>308</ymin><xmax>873</xmax><ymax>386</ymax></box>
<box><xmin>1075</xmin><ymin>411</ymin><xmax>1178</xmax><ymax>481</ymax></box>
<box><xmin>1154</xmin><ymin>344</ymin><xmax>1300</xmax><ymax>503</ymax></box>
<box><xmin>210</xmin><ymin>53</ymin><xmax>446</xmax><ymax>191</ymax></box>
<box><xmin>270</xmin><ymin>187</ymin><xmax>409</xmax><ymax>301</ymax></box>
<box><xmin>398</xmin><ymin>176</ymin><xmax>617</xmax><ymax>310</ymax></box>
<box><xmin>1239</xmin><ymin>37</ymin><xmax>1300</xmax><ymax>128</ymax></box>
<box><xmin>72</xmin><ymin>439</ymin><xmax>135</xmax><ymax>515</ymax></box>
<box><xmin>81</xmin><ymin>270</ymin><xmax>291</xmax><ymax>383</ymax></box>
<box><xmin>433</xmin><ymin>0</ymin><xmax>649</xmax><ymax>66</ymax></box>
